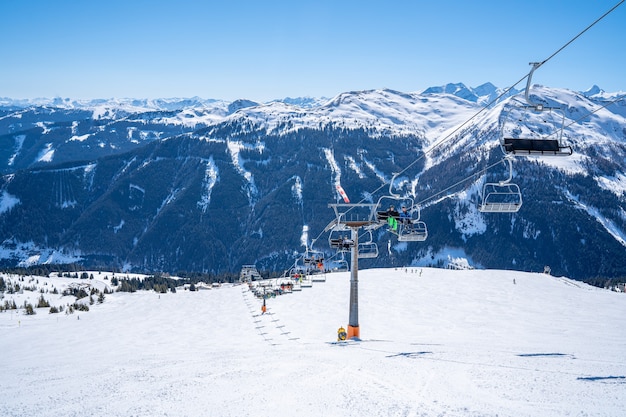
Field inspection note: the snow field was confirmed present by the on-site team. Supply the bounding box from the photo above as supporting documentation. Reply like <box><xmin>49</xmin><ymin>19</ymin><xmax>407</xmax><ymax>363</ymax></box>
<box><xmin>1</xmin><ymin>267</ymin><xmax>625</xmax><ymax>416</ymax></box>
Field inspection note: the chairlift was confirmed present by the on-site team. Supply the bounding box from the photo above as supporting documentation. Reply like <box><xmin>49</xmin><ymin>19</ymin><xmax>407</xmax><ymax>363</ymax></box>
<box><xmin>357</xmin><ymin>230</ymin><xmax>379</xmax><ymax>259</ymax></box>
<box><xmin>479</xmin><ymin>157</ymin><xmax>522</xmax><ymax>213</ymax></box>
<box><xmin>303</xmin><ymin>248</ymin><xmax>325</xmax><ymax>271</ymax></box>
<box><xmin>326</xmin><ymin>252</ymin><xmax>349</xmax><ymax>272</ymax></box>
<box><xmin>289</xmin><ymin>261</ymin><xmax>313</xmax><ymax>287</ymax></box>
<box><xmin>293</xmin><ymin>259</ymin><xmax>314</xmax><ymax>289</ymax></box>
<box><xmin>501</xmin><ymin>62</ymin><xmax>572</xmax><ymax>157</ymax></box>
<box><xmin>396</xmin><ymin>205</ymin><xmax>428</xmax><ymax>242</ymax></box>
<box><xmin>328</xmin><ymin>229</ymin><xmax>353</xmax><ymax>252</ymax></box>
<box><xmin>301</xmin><ymin>274</ymin><xmax>312</xmax><ymax>288</ymax></box>
<box><xmin>304</xmin><ymin>247</ymin><xmax>326</xmax><ymax>279</ymax></box>
<box><xmin>375</xmin><ymin>173</ymin><xmax>428</xmax><ymax>242</ymax></box>
<box><xmin>286</xmin><ymin>266</ymin><xmax>304</xmax><ymax>291</ymax></box>
<box><xmin>311</xmin><ymin>271</ymin><xmax>326</xmax><ymax>282</ymax></box>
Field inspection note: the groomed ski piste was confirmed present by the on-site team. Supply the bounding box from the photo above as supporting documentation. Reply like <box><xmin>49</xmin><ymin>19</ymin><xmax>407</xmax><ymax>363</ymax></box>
<box><xmin>1</xmin><ymin>267</ymin><xmax>625</xmax><ymax>417</ymax></box>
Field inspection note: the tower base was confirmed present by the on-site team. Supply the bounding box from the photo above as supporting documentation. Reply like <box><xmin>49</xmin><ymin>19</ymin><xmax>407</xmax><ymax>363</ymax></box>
<box><xmin>347</xmin><ymin>325</ymin><xmax>360</xmax><ymax>339</ymax></box>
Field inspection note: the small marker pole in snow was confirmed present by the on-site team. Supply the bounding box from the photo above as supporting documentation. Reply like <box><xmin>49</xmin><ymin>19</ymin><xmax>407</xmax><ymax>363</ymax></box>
<box><xmin>261</xmin><ymin>287</ymin><xmax>267</xmax><ymax>314</ymax></box>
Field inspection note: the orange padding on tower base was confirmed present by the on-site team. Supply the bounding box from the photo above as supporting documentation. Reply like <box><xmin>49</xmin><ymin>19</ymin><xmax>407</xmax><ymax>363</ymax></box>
<box><xmin>347</xmin><ymin>325</ymin><xmax>360</xmax><ymax>339</ymax></box>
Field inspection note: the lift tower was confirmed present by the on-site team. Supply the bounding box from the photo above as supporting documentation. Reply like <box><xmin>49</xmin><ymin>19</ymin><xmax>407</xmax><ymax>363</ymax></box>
<box><xmin>328</xmin><ymin>203</ymin><xmax>379</xmax><ymax>340</ymax></box>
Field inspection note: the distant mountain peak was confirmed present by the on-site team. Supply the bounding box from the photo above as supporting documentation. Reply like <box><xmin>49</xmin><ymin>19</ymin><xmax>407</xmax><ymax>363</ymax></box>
<box><xmin>582</xmin><ymin>85</ymin><xmax>604</xmax><ymax>97</ymax></box>
<box><xmin>274</xmin><ymin>96</ymin><xmax>328</xmax><ymax>108</ymax></box>
<box><xmin>420</xmin><ymin>82</ymin><xmax>513</xmax><ymax>105</ymax></box>
<box><xmin>227</xmin><ymin>99</ymin><xmax>259</xmax><ymax>114</ymax></box>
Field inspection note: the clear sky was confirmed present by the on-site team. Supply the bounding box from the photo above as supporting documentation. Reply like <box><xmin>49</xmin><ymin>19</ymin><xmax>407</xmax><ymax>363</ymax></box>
<box><xmin>1</xmin><ymin>0</ymin><xmax>624</xmax><ymax>102</ymax></box>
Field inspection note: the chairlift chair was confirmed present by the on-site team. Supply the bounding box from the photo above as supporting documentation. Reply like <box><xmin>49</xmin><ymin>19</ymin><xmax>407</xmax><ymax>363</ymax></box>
<box><xmin>303</xmin><ymin>248</ymin><xmax>325</xmax><ymax>272</ymax></box>
<box><xmin>396</xmin><ymin>206</ymin><xmax>428</xmax><ymax>242</ymax></box>
<box><xmin>335</xmin><ymin>258</ymin><xmax>349</xmax><ymax>272</ymax></box>
<box><xmin>301</xmin><ymin>274</ymin><xmax>313</xmax><ymax>288</ymax></box>
<box><xmin>501</xmin><ymin>62</ymin><xmax>572</xmax><ymax>157</ymax></box>
<box><xmin>374</xmin><ymin>173</ymin><xmax>428</xmax><ymax>242</ymax></box>
<box><xmin>328</xmin><ymin>229</ymin><xmax>353</xmax><ymax>252</ymax></box>
<box><xmin>326</xmin><ymin>252</ymin><xmax>349</xmax><ymax>272</ymax></box>
<box><xmin>287</xmin><ymin>267</ymin><xmax>304</xmax><ymax>291</ymax></box>
<box><xmin>357</xmin><ymin>230</ymin><xmax>379</xmax><ymax>259</ymax></box>
<box><xmin>304</xmin><ymin>247</ymin><xmax>327</xmax><ymax>280</ymax></box>
<box><xmin>479</xmin><ymin>158</ymin><xmax>522</xmax><ymax>213</ymax></box>
<box><xmin>294</xmin><ymin>257</ymin><xmax>313</xmax><ymax>288</ymax></box>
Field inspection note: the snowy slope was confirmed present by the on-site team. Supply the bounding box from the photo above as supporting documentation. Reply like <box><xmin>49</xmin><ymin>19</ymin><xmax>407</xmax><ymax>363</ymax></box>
<box><xmin>1</xmin><ymin>268</ymin><xmax>624</xmax><ymax>417</ymax></box>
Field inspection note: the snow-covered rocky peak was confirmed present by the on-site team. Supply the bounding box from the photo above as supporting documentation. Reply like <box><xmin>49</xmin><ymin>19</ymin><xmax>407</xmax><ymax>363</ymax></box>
<box><xmin>421</xmin><ymin>82</ymin><xmax>518</xmax><ymax>106</ymax></box>
<box><xmin>583</xmin><ymin>85</ymin><xmax>604</xmax><ymax>97</ymax></box>
<box><xmin>220</xmin><ymin>88</ymin><xmax>482</xmax><ymax>139</ymax></box>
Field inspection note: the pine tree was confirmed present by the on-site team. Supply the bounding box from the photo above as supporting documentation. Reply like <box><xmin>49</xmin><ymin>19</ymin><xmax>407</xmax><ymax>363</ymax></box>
<box><xmin>36</xmin><ymin>295</ymin><xmax>50</xmax><ymax>308</ymax></box>
<box><xmin>24</xmin><ymin>302</ymin><xmax>35</xmax><ymax>315</ymax></box>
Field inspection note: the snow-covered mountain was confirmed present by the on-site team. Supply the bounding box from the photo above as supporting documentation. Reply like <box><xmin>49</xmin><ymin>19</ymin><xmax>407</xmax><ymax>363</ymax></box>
<box><xmin>0</xmin><ymin>83</ymin><xmax>625</xmax><ymax>280</ymax></box>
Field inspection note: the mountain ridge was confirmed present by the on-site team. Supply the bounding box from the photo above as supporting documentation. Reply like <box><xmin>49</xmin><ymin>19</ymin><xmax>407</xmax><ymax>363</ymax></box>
<box><xmin>1</xmin><ymin>83</ymin><xmax>625</xmax><ymax>280</ymax></box>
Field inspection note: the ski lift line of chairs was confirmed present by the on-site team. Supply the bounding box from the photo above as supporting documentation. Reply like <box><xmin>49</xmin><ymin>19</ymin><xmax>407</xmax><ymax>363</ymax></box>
<box><xmin>501</xmin><ymin>62</ymin><xmax>572</xmax><ymax>157</ymax></box>
<box><xmin>478</xmin><ymin>157</ymin><xmax>522</xmax><ymax>213</ymax></box>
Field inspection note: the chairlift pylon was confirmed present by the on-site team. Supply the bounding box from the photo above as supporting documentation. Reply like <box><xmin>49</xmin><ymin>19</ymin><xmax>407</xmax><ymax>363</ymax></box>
<box><xmin>501</xmin><ymin>62</ymin><xmax>572</xmax><ymax>157</ymax></box>
<box><xmin>479</xmin><ymin>157</ymin><xmax>522</xmax><ymax>213</ymax></box>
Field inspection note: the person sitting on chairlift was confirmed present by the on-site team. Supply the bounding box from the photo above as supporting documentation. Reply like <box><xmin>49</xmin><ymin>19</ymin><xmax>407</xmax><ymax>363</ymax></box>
<box><xmin>378</xmin><ymin>204</ymin><xmax>398</xmax><ymax>221</ymax></box>
<box><xmin>400</xmin><ymin>205</ymin><xmax>412</xmax><ymax>225</ymax></box>
<box><xmin>341</xmin><ymin>238</ymin><xmax>354</xmax><ymax>249</ymax></box>
<box><xmin>385</xmin><ymin>205</ymin><xmax>399</xmax><ymax>231</ymax></box>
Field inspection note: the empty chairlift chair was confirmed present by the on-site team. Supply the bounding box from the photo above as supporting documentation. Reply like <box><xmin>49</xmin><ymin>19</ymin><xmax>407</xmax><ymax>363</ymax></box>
<box><xmin>501</xmin><ymin>62</ymin><xmax>572</xmax><ymax>157</ymax></box>
<box><xmin>479</xmin><ymin>157</ymin><xmax>522</xmax><ymax>213</ymax></box>
<box><xmin>357</xmin><ymin>230</ymin><xmax>379</xmax><ymax>259</ymax></box>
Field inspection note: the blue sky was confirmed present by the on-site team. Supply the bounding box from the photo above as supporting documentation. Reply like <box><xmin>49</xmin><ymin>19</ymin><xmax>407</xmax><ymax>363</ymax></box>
<box><xmin>1</xmin><ymin>0</ymin><xmax>624</xmax><ymax>102</ymax></box>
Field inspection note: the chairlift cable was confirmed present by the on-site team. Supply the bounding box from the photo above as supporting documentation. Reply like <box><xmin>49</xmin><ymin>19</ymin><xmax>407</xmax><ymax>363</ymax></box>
<box><xmin>370</xmin><ymin>0</ymin><xmax>625</xmax><ymax>210</ymax></box>
<box><xmin>534</xmin><ymin>0</ymin><xmax>625</xmax><ymax>72</ymax></box>
<box><xmin>412</xmin><ymin>94</ymin><xmax>626</xmax><ymax>210</ymax></box>
<box><xmin>565</xmin><ymin>93</ymin><xmax>626</xmax><ymax>130</ymax></box>
<box><xmin>389</xmin><ymin>0</ymin><xmax>625</xmax><ymax>195</ymax></box>
<box><xmin>515</xmin><ymin>92</ymin><xmax>626</xmax><ymax>144</ymax></box>
<box><xmin>415</xmin><ymin>158</ymin><xmax>508</xmax><ymax>208</ymax></box>
<box><xmin>307</xmin><ymin>1</ymin><xmax>625</xmax><ymax>248</ymax></box>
